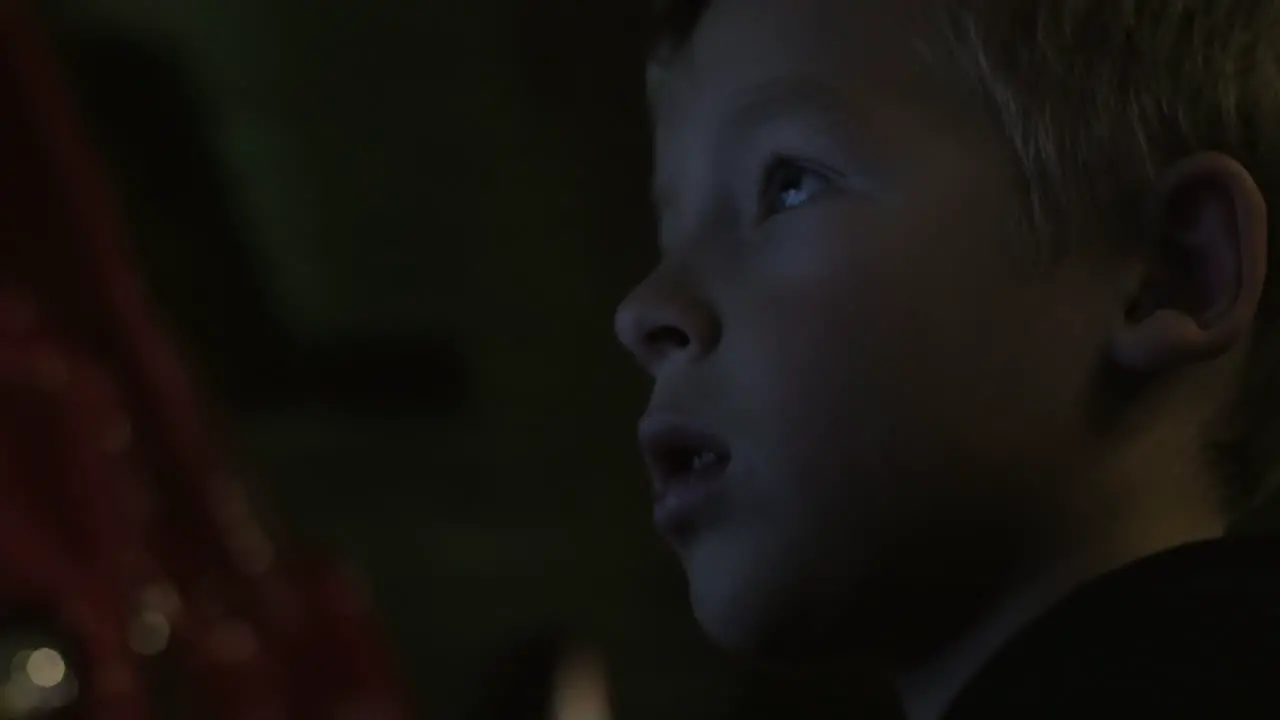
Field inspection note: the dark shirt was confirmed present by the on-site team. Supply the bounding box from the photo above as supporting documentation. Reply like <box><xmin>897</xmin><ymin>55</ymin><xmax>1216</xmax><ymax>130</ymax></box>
<box><xmin>944</xmin><ymin>533</ymin><xmax>1280</xmax><ymax>719</ymax></box>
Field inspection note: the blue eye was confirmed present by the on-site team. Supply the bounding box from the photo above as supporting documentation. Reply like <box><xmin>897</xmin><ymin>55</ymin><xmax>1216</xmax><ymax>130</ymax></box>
<box><xmin>759</xmin><ymin>158</ymin><xmax>832</xmax><ymax>219</ymax></box>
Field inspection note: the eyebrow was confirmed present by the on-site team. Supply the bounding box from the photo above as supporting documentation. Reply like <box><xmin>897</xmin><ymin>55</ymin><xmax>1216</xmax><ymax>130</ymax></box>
<box><xmin>723</xmin><ymin>76</ymin><xmax>862</xmax><ymax>136</ymax></box>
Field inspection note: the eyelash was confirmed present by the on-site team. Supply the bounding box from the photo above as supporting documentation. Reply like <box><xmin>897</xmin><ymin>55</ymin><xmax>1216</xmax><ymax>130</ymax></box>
<box><xmin>757</xmin><ymin>156</ymin><xmax>834</xmax><ymax>221</ymax></box>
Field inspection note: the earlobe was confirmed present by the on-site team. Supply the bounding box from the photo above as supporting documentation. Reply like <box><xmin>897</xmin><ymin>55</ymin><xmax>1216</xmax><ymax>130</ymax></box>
<box><xmin>1111</xmin><ymin>152</ymin><xmax>1268</xmax><ymax>372</ymax></box>
<box><xmin>1111</xmin><ymin>309</ymin><xmax>1234</xmax><ymax>368</ymax></box>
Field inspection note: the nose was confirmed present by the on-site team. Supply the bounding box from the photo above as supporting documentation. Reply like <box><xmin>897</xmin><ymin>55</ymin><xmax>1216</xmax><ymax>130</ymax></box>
<box><xmin>614</xmin><ymin>268</ymin><xmax>721</xmax><ymax>374</ymax></box>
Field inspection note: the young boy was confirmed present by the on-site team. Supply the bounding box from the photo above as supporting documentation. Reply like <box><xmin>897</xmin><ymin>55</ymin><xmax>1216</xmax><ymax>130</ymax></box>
<box><xmin>614</xmin><ymin>1</ymin><xmax>1280</xmax><ymax>718</ymax></box>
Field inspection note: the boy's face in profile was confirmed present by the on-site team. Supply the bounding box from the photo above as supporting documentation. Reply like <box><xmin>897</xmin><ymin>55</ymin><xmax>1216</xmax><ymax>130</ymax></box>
<box><xmin>617</xmin><ymin>0</ymin><xmax>1129</xmax><ymax>664</ymax></box>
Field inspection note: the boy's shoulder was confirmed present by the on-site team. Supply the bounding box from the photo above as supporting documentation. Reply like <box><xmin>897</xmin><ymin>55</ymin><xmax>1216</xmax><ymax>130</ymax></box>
<box><xmin>946</xmin><ymin>532</ymin><xmax>1280</xmax><ymax>719</ymax></box>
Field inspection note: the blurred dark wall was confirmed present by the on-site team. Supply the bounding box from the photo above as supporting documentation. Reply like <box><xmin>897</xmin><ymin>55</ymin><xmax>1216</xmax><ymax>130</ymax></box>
<box><xmin>43</xmin><ymin>1</ymin><xmax>898</xmax><ymax>718</ymax></box>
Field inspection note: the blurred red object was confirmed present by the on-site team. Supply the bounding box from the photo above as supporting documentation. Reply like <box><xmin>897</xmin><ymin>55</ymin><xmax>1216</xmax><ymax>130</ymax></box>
<box><xmin>0</xmin><ymin>3</ymin><xmax>414</xmax><ymax>718</ymax></box>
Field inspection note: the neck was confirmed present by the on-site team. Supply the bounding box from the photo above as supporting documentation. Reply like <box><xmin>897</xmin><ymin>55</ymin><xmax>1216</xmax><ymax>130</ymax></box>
<box><xmin>893</xmin><ymin>494</ymin><xmax>1224</xmax><ymax>720</ymax></box>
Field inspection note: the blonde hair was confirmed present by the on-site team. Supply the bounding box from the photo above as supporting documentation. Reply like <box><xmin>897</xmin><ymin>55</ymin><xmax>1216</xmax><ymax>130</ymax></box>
<box><xmin>650</xmin><ymin>0</ymin><xmax>1280</xmax><ymax>515</ymax></box>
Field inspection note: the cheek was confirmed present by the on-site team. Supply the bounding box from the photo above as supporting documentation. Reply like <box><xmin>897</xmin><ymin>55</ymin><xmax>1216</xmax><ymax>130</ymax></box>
<box><xmin>725</xmin><ymin>243</ymin><xmax>1073</xmax><ymax>508</ymax></box>
<box><xmin>727</xmin><ymin>270</ymin><xmax>943</xmax><ymax>499</ymax></box>
<box><xmin>740</xmin><ymin>224</ymin><xmax>958</xmax><ymax>403</ymax></box>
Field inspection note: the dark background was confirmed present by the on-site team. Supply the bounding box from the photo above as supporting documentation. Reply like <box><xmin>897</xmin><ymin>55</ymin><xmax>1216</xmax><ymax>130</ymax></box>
<box><xmin>39</xmin><ymin>0</ymin><xmax>895</xmax><ymax>718</ymax></box>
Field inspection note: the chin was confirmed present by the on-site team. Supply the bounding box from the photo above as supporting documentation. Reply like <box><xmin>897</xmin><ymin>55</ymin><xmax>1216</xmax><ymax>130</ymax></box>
<box><xmin>687</xmin><ymin>582</ymin><xmax>763</xmax><ymax>655</ymax></box>
<box><xmin>681</xmin><ymin>530</ymin><xmax>908</xmax><ymax>668</ymax></box>
<box><xmin>682</xmin><ymin>542</ymin><xmax>851</xmax><ymax>662</ymax></box>
<box><xmin>689</xmin><ymin>584</ymin><xmax>865</xmax><ymax>665</ymax></box>
<box><xmin>692</xmin><ymin>608</ymin><xmax>785</xmax><ymax>663</ymax></box>
<box><xmin>679</xmin><ymin>535</ymin><xmax>770</xmax><ymax>652</ymax></box>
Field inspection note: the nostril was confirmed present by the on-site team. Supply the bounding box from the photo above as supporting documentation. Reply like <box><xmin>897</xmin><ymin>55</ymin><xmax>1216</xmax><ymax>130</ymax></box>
<box><xmin>644</xmin><ymin>325</ymin><xmax>691</xmax><ymax>353</ymax></box>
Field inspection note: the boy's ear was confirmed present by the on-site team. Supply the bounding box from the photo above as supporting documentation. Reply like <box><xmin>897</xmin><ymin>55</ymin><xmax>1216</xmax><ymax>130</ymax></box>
<box><xmin>1111</xmin><ymin>152</ymin><xmax>1268</xmax><ymax>371</ymax></box>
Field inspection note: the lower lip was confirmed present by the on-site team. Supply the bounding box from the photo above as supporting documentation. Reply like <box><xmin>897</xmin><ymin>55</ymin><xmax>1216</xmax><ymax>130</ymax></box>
<box><xmin>652</xmin><ymin>466</ymin><xmax>728</xmax><ymax>533</ymax></box>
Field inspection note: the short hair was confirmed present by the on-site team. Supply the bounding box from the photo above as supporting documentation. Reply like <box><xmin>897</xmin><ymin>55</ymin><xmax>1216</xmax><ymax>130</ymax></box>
<box><xmin>648</xmin><ymin>0</ymin><xmax>1280</xmax><ymax>518</ymax></box>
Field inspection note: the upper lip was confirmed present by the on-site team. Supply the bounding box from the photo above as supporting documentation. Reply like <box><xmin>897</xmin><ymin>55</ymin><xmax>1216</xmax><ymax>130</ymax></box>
<box><xmin>637</xmin><ymin>414</ymin><xmax>732</xmax><ymax>494</ymax></box>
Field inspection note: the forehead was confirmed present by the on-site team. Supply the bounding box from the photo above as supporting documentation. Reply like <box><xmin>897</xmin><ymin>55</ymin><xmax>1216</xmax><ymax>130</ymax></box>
<box><xmin>648</xmin><ymin>0</ymin><xmax>989</xmax><ymax>197</ymax></box>
<box><xmin>651</xmin><ymin>0</ymin><xmax>943</xmax><ymax>123</ymax></box>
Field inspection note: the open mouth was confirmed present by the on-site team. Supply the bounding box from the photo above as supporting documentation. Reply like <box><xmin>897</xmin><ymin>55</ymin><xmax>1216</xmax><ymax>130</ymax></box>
<box><xmin>639</xmin><ymin>419</ymin><xmax>732</xmax><ymax>498</ymax></box>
